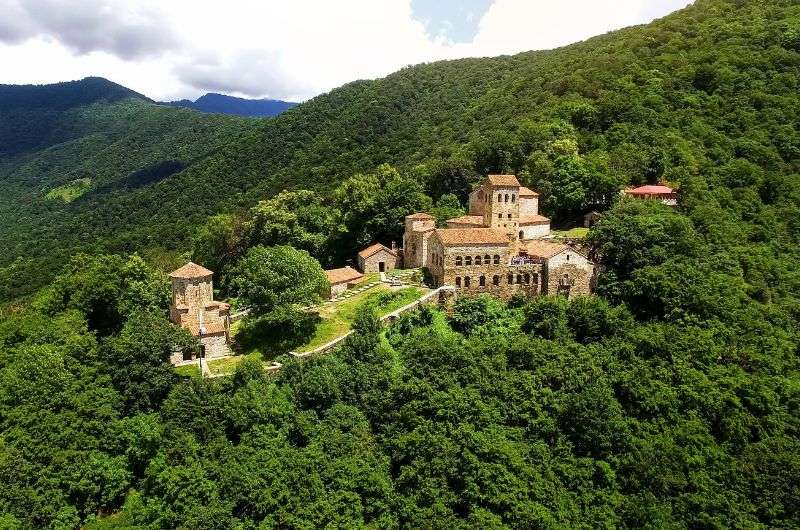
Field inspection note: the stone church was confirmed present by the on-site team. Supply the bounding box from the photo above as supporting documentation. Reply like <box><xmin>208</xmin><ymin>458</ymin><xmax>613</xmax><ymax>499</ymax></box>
<box><xmin>168</xmin><ymin>262</ymin><xmax>232</xmax><ymax>363</ymax></box>
<box><xmin>404</xmin><ymin>175</ymin><xmax>594</xmax><ymax>298</ymax></box>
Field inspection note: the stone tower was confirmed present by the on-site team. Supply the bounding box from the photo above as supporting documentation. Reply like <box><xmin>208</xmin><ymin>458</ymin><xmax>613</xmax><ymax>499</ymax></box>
<box><xmin>482</xmin><ymin>174</ymin><xmax>521</xmax><ymax>239</ymax></box>
<box><xmin>168</xmin><ymin>262</ymin><xmax>231</xmax><ymax>363</ymax></box>
<box><xmin>402</xmin><ymin>213</ymin><xmax>436</xmax><ymax>268</ymax></box>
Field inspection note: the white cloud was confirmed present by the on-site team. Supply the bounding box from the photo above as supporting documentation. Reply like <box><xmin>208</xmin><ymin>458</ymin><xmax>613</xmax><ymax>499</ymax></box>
<box><xmin>0</xmin><ymin>0</ymin><xmax>693</xmax><ymax>101</ymax></box>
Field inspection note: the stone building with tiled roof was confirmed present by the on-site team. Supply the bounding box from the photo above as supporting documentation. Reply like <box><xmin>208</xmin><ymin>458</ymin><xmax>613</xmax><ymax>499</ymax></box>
<box><xmin>324</xmin><ymin>266</ymin><xmax>364</xmax><ymax>298</ymax></box>
<box><xmin>168</xmin><ymin>262</ymin><xmax>232</xmax><ymax>363</ymax></box>
<box><xmin>405</xmin><ymin>175</ymin><xmax>594</xmax><ymax>298</ymax></box>
<box><xmin>356</xmin><ymin>242</ymin><xmax>400</xmax><ymax>273</ymax></box>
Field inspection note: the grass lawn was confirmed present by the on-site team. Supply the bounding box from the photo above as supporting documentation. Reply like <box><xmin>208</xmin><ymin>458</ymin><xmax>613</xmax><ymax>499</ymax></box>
<box><xmin>174</xmin><ymin>363</ymin><xmax>201</xmax><ymax>379</ymax></box>
<box><xmin>552</xmin><ymin>227</ymin><xmax>590</xmax><ymax>238</ymax></box>
<box><xmin>205</xmin><ymin>351</ymin><xmax>264</xmax><ymax>377</ymax></box>
<box><xmin>297</xmin><ymin>285</ymin><xmax>427</xmax><ymax>352</ymax></box>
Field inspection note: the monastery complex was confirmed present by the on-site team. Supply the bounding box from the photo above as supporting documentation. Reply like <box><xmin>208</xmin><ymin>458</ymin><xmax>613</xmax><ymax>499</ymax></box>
<box><xmin>400</xmin><ymin>174</ymin><xmax>595</xmax><ymax>298</ymax></box>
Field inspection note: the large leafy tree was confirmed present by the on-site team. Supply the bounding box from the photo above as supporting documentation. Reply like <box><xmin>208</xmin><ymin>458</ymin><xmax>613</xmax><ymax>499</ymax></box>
<box><xmin>227</xmin><ymin>245</ymin><xmax>328</xmax><ymax>317</ymax></box>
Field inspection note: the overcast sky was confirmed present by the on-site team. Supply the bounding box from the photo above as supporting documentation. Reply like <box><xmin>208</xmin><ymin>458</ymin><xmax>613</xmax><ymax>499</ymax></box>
<box><xmin>0</xmin><ymin>0</ymin><xmax>693</xmax><ymax>102</ymax></box>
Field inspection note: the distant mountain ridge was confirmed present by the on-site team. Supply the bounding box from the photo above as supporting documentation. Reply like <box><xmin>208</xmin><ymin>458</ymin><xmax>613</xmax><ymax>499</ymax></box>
<box><xmin>161</xmin><ymin>93</ymin><xmax>297</xmax><ymax>117</ymax></box>
<box><xmin>0</xmin><ymin>76</ymin><xmax>149</xmax><ymax>111</ymax></box>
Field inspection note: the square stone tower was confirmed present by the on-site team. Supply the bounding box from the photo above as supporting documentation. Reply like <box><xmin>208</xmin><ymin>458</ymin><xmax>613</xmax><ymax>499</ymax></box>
<box><xmin>168</xmin><ymin>262</ymin><xmax>231</xmax><ymax>362</ymax></box>
<box><xmin>483</xmin><ymin>175</ymin><xmax>521</xmax><ymax>239</ymax></box>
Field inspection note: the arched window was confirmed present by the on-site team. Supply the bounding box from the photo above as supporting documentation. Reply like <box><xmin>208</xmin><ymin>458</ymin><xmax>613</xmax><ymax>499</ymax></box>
<box><xmin>511</xmin><ymin>194</ymin><xmax>516</xmax><ymax>203</ymax></box>
<box><xmin>508</xmin><ymin>274</ymin><xmax>514</xmax><ymax>284</ymax></box>
<box><xmin>475</xmin><ymin>255</ymin><xmax>482</xmax><ymax>265</ymax></box>
<box><xmin>455</xmin><ymin>277</ymin><xmax>461</xmax><ymax>287</ymax></box>
<box><xmin>465</xmin><ymin>256</ymin><xmax>472</xmax><ymax>266</ymax></box>
<box><xmin>464</xmin><ymin>276</ymin><xmax>471</xmax><ymax>288</ymax></box>
<box><xmin>484</xmin><ymin>254</ymin><xmax>490</xmax><ymax>264</ymax></box>
<box><xmin>498</xmin><ymin>213</ymin><xmax>502</xmax><ymax>219</ymax></box>
<box><xmin>524</xmin><ymin>273</ymin><xmax>530</xmax><ymax>284</ymax></box>
<box><xmin>508</xmin><ymin>213</ymin><xmax>512</xmax><ymax>219</ymax></box>
<box><xmin>566</xmin><ymin>254</ymin><xmax>570</xmax><ymax>261</ymax></box>
<box><xmin>493</xmin><ymin>275</ymin><xmax>500</xmax><ymax>286</ymax></box>
<box><xmin>455</xmin><ymin>256</ymin><xmax>462</xmax><ymax>266</ymax></box>
<box><xmin>504</xmin><ymin>194</ymin><xmax>509</xmax><ymax>203</ymax></box>
<box><xmin>479</xmin><ymin>275</ymin><xmax>486</xmax><ymax>287</ymax></box>
<box><xmin>516</xmin><ymin>274</ymin><xmax>523</xmax><ymax>284</ymax></box>
<box><xmin>493</xmin><ymin>255</ymin><xmax>500</xmax><ymax>265</ymax></box>
<box><xmin>497</xmin><ymin>193</ymin><xmax>502</xmax><ymax>202</ymax></box>
<box><xmin>519</xmin><ymin>231</ymin><xmax>524</xmax><ymax>239</ymax></box>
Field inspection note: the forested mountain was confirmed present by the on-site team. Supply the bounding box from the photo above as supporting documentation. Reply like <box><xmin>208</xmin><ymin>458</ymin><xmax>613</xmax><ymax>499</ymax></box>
<box><xmin>2</xmin><ymin>0</ymin><xmax>799</xmax><ymax>301</ymax></box>
<box><xmin>161</xmin><ymin>93</ymin><xmax>297</xmax><ymax>117</ymax></box>
<box><xmin>1</xmin><ymin>1</ymin><xmax>800</xmax><ymax>528</ymax></box>
<box><xmin>0</xmin><ymin>78</ymin><xmax>257</xmax><ymax>298</ymax></box>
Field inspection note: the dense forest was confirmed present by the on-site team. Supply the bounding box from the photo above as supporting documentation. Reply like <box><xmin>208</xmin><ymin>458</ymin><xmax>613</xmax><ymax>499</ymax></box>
<box><xmin>2</xmin><ymin>0</ymin><xmax>799</xmax><ymax>301</ymax></box>
<box><xmin>0</xmin><ymin>0</ymin><xmax>799</xmax><ymax>528</ymax></box>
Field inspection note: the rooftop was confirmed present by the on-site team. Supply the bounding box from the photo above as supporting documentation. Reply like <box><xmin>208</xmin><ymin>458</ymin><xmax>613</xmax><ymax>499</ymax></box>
<box><xmin>522</xmin><ymin>240</ymin><xmax>570</xmax><ymax>259</ymax></box>
<box><xmin>169</xmin><ymin>262</ymin><xmax>214</xmax><ymax>279</ymax></box>
<box><xmin>446</xmin><ymin>215</ymin><xmax>485</xmax><ymax>226</ymax></box>
<box><xmin>519</xmin><ymin>186</ymin><xmax>539</xmax><ymax>197</ymax></box>
<box><xmin>520</xmin><ymin>214</ymin><xmax>550</xmax><ymax>226</ymax></box>
<box><xmin>626</xmin><ymin>185</ymin><xmax>676</xmax><ymax>195</ymax></box>
<box><xmin>487</xmin><ymin>174</ymin><xmax>521</xmax><ymax>187</ymax></box>
<box><xmin>325</xmin><ymin>266</ymin><xmax>364</xmax><ymax>285</ymax></box>
<box><xmin>435</xmin><ymin>228</ymin><xmax>510</xmax><ymax>246</ymax></box>
<box><xmin>358</xmin><ymin>242</ymin><xmax>397</xmax><ymax>259</ymax></box>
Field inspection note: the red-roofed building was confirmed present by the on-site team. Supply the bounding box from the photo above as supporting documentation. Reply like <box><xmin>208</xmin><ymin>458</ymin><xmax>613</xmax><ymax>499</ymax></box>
<box><xmin>624</xmin><ymin>185</ymin><xmax>678</xmax><ymax>206</ymax></box>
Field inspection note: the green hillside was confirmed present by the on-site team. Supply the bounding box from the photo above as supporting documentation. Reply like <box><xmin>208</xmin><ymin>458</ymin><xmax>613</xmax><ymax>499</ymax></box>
<box><xmin>1</xmin><ymin>1</ymin><xmax>800</xmax><ymax>528</ymax></box>
<box><xmin>0</xmin><ymin>79</ymin><xmax>256</xmax><ymax>298</ymax></box>
<box><xmin>2</xmin><ymin>0</ymin><xmax>799</xmax><ymax>301</ymax></box>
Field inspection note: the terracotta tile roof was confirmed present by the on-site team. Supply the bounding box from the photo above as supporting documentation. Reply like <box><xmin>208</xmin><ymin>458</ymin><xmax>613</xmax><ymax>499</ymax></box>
<box><xmin>325</xmin><ymin>266</ymin><xmax>364</xmax><ymax>285</ymax></box>
<box><xmin>434</xmin><ymin>228</ymin><xmax>510</xmax><ymax>247</ymax></box>
<box><xmin>519</xmin><ymin>214</ymin><xmax>550</xmax><ymax>226</ymax></box>
<box><xmin>522</xmin><ymin>240</ymin><xmax>569</xmax><ymax>259</ymax></box>
<box><xmin>406</xmin><ymin>212</ymin><xmax>435</xmax><ymax>219</ymax></box>
<box><xmin>358</xmin><ymin>243</ymin><xmax>397</xmax><ymax>259</ymax></box>
<box><xmin>626</xmin><ymin>185</ymin><xmax>676</xmax><ymax>195</ymax></box>
<box><xmin>519</xmin><ymin>186</ymin><xmax>539</xmax><ymax>197</ymax></box>
<box><xmin>204</xmin><ymin>301</ymin><xmax>230</xmax><ymax>311</ymax></box>
<box><xmin>446</xmin><ymin>215</ymin><xmax>485</xmax><ymax>227</ymax></box>
<box><xmin>487</xmin><ymin>174</ymin><xmax>521</xmax><ymax>187</ymax></box>
<box><xmin>184</xmin><ymin>317</ymin><xmax>227</xmax><ymax>336</ymax></box>
<box><xmin>169</xmin><ymin>262</ymin><xmax>214</xmax><ymax>279</ymax></box>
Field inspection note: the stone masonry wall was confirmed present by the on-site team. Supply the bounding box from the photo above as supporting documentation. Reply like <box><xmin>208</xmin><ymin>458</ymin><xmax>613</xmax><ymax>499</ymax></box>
<box><xmin>544</xmin><ymin>250</ymin><xmax>594</xmax><ymax>298</ymax></box>
<box><xmin>428</xmin><ymin>240</ymin><xmax>544</xmax><ymax>298</ymax></box>
<box><xmin>359</xmin><ymin>249</ymin><xmax>399</xmax><ymax>273</ymax></box>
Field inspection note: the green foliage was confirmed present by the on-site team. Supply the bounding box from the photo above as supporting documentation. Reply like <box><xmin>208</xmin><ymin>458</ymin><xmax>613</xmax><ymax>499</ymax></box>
<box><xmin>227</xmin><ymin>245</ymin><xmax>328</xmax><ymax>317</ymax></box>
<box><xmin>1</xmin><ymin>1</ymin><xmax>800</xmax><ymax>528</ymax></box>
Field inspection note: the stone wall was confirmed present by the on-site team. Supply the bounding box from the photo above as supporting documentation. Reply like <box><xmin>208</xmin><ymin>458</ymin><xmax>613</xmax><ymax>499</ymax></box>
<box><xmin>519</xmin><ymin>223</ymin><xmax>550</xmax><ymax>240</ymax></box>
<box><xmin>519</xmin><ymin>196</ymin><xmax>539</xmax><ymax>216</ymax></box>
<box><xmin>359</xmin><ymin>249</ymin><xmax>399</xmax><ymax>273</ymax></box>
<box><xmin>171</xmin><ymin>277</ymin><xmax>213</xmax><ymax>311</ymax></box>
<box><xmin>544</xmin><ymin>250</ymin><xmax>594</xmax><ymax>298</ymax></box>
<box><xmin>403</xmin><ymin>229</ymin><xmax>433</xmax><ymax>268</ymax></box>
<box><xmin>329</xmin><ymin>282</ymin><xmax>348</xmax><ymax>298</ymax></box>
<box><xmin>201</xmin><ymin>334</ymin><xmax>231</xmax><ymax>359</ymax></box>
<box><xmin>427</xmin><ymin>239</ymin><xmax>544</xmax><ymax>298</ymax></box>
<box><xmin>484</xmin><ymin>185</ymin><xmax>520</xmax><ymax>237</ymax></box>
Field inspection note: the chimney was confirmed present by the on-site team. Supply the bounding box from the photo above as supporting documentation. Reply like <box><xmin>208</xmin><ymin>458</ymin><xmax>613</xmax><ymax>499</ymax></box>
<box><xmin>391</xmin><ymin>241</ymin><xmax>396</xmax><ymax>251</ymax></box>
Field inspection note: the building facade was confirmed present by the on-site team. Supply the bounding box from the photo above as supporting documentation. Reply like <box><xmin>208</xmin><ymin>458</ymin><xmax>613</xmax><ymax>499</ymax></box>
<box><xmin>324</xmin><ymin>266</ymin><xmax>364</xmax><ymax>298</ymax></box>
<box><xmin>168</xmin><ymin>262</ymin><xmax>232</xmax><ymax>363</ymax></box>
<box><xmin>405</xmin><ymin>175</ymin><xmax>594</xmax><ymax>299</ymax></box>
<box><xmin>357</xmin><ymin>243</ymin><xmax>400</xmax><ymax>273</ymax></box>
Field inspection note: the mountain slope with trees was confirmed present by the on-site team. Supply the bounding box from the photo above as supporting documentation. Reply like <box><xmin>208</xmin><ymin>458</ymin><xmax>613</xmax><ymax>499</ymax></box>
<box><xmin>0</xmin><ymin>1</ymin><xmax>799</xmax><ymax>528</ymax></box>
<box><xmin>2</xmin><ymin>0</ymin><xmax>798</xmax><ymax>301</ymax></box>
